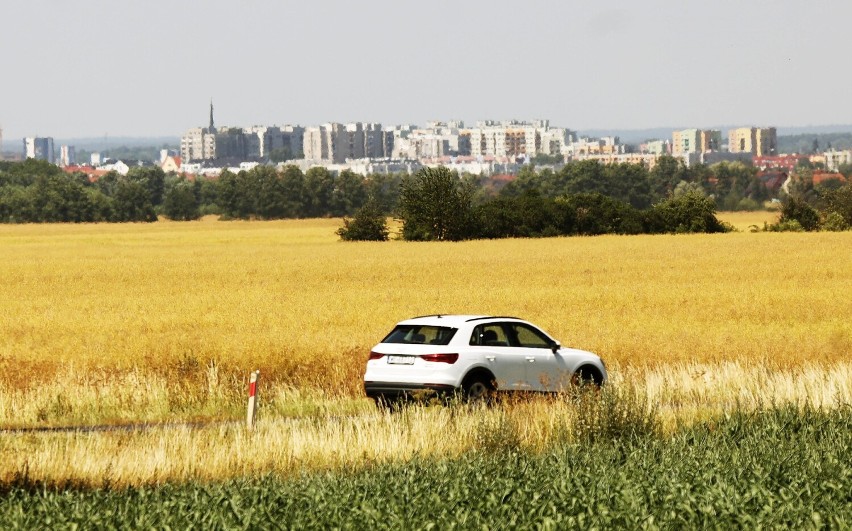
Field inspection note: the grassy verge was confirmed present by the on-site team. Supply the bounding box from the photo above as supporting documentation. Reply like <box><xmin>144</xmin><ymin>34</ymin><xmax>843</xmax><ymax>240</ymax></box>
<box><xmin>1</xmin><ymin>405</ymin><xmax>849</xmax><ymax>528</ymax></box>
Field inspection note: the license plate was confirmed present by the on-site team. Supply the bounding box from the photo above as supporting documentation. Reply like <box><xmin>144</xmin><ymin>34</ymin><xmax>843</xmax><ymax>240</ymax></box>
<box><xmin>387</xmin><ymin>355</ymin><xmax>415</xmax><ymax>365</ymax></box>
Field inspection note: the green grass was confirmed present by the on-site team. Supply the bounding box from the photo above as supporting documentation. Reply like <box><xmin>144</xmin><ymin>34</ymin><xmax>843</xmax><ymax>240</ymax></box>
<box><xmin>2</xmin><ymin>405</ymin><xmax>850</xmax><ymax>529</ymax></box>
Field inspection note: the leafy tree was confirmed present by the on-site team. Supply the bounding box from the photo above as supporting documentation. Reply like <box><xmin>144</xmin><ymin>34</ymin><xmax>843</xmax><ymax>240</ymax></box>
<box><xmin>561</xmin><ymin>193</ymin><xmax>644</xmax><ymax>235</ymax></box>
<box><xmin>163</xmin><ymin>179</ymin><xmax>200</xmax><ymax>221</ymax></box>
<box><xmin>779</xmin><ymin>196</ymin><xmax>820</xmax><ymax>231</ymax></box>
<box><xmin>398</xmin><ymin>166</ymin><xmax>476</xmax><ymax>241</ymax></box>
<box><xmin>330</xmin><ymin>170</ymin><xmax>368</xmax><ymax>217</ymax></box>
<box><xmin>336</xmin><ymin>198</ymin><xmax>389</xmax><ymax>241</ymax></box>
<box><xmin>217</xmin><ymin>169</ymin><xmax>259</xmax><ymax>219</ymax></box>
<box><xmin>197</xmin><ymin>177</ymin><xmax>220</xmax><ymax>215</ymax></box>
<box><xmin>279</xmin><ymin>165</ymin><xmax>308</xmax><ymax>218</ymax></box>
<box><xmin>822</xmin><ymin>183</ymin><xmax>852</xmax><ymax>227</ymax></box>
<box><xmin>127</xmin><ymin>167</ymin><xmax>166</xmax><ymax>206</ymax></box>
<box><xmin>530</xmin><ymin>153</ymin><xmax>564</xmax><ymax>165</ymax></box>
<box><xmin>253</xmin><ymin>166</ymin><xmax>288</xmax><ymax>219</ymax></box>
<box><xmin>303</xmin><ymin>167</ymin><xmax>334</xmax><ymax>217</ymax></box>
<box><xmin>649</xmin><ymin>155</ymin><xmax>688</xmax><ymax>201</ymax></box>
<box><xmin>113</xmin><ymin>179</ymin><xmax>157</xmax><ymax>222</ymax></box>
<box><xmin>649</xmin><ymin>189</ymin><xmax>727</xmax><ymax>234</ymax></box>
<box><xmin>822</xmin><ymin>212</ymin><xmax>849</xmax><ymax>231</ymax></box>
<box><xmin>475</xmin><ymin>189</ymin><xmax>560</xmax><ymax>238</ymax></box>
<box><xmin>365</xmin><ymin>173</ymin><xmax>402</xmax><ymax>214</ymax></box>
<box><xmin>0</xmin><ymin>186</ymin><xmax>34</xmax><ymax>222</ymax></box>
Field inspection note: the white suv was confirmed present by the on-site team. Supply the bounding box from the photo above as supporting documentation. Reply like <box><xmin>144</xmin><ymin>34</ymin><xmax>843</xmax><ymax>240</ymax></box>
<box><xmin>364</xmin><ymin>315</ymin><xmax>607</xmax><ymax>403</ymax></box>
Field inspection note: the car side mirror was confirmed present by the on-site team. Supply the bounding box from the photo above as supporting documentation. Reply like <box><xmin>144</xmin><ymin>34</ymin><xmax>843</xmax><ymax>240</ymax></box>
<box><xmin>550</xmin><ymin>341</ymin><xmax>561</xmax><ymax>353</ymax></box>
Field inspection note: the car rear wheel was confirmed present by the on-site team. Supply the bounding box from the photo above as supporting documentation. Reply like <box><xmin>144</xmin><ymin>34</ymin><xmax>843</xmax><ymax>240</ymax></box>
<box><xmin>462</xmin><ymin>375</ymin><xmax>495</xmax><ymax>402</ymax></box>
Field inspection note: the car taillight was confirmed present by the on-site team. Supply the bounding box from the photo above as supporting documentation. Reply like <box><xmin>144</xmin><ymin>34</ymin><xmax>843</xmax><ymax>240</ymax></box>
<box><xmin>368</xmin><ymin>351</ymin><xmax>384</xmax><ymax>361</ymax></box>
<box><xmin>420</xmin><ymin>353</ymin><xmax>459</xmax><ymax>364</ymax></box>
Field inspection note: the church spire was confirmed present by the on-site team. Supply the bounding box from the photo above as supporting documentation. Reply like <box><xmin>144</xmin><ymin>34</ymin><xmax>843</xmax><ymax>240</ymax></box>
<box><xmin>209</xmin><ymin>99</ymin><xmax>215</xmax><ymax>131</ymax></box>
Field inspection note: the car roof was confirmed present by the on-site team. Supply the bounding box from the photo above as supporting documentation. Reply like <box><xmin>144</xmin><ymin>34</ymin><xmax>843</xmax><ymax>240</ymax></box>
<box><xmin>397</xmin><ymin>315</ymin><xmax>523</xmax><ymax>327</ymax></box>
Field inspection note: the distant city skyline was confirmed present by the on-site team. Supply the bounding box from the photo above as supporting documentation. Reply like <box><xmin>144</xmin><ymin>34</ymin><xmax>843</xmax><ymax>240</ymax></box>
<box><xmin>3</xmin><ymin>0</ymin><xmax>852</xmax><ymax>141</ymax></box>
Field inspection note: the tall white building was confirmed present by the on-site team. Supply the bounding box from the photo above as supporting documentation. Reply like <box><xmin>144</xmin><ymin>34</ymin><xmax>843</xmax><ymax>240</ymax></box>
<box><xmin>23</xmin><ymin>137</ymin><xmax>55</xmax><ymax>163</ymax></box>
<box><xmin>60</xmin><ymin>145</ymin><xmax>76</xmax><ymax>166</ymax></box>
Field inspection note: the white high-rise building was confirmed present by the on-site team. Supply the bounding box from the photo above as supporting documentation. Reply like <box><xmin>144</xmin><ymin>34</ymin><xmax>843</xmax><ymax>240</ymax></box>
<box><xmin>23</xmin><ymin>137</ymin><xmax>55</xmax><ymax>163</ymax></box>
<box><xmin>60</xmin><ymin>145</ymin><xmax>76</xmax><ymax>166</ymax></box>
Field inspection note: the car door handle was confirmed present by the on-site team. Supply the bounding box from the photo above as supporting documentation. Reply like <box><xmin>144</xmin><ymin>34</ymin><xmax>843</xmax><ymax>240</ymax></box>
<box><xmin>485</xmin><ymin>355</ymin><xmax>496</xmax><ymax>361</ymax></box>
<box><xmin>525</xmin><ymin>356</ymin><xmax>535</xmax><ymax>362</ymax></box>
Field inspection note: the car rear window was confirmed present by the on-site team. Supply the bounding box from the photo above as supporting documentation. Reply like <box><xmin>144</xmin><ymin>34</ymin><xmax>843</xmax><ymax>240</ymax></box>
<box><xmin>381</xmin><ymin>325</ymin><xmax>457</xmax><ymax>345</ymax></box>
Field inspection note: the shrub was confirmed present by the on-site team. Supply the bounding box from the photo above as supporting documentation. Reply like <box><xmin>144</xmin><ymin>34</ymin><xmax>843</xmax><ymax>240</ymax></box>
<box><xmin>779</xmin><ymin>196</ymin><xmax>820</xmax><ymax>231</ymax></box>
<box><xmin>822</xmin><ymin>211</ymin><xmax>849</xmax><ymax>232</ymax></box>
<box><xmin>336</xmin><ymin>198</ymin><xmax>389</xmax><ymax>241</ymax></box>
<box><xmin>649</xmin><ymin>189</ymin><xmax>727</xmax><ymax>233</ymax></box>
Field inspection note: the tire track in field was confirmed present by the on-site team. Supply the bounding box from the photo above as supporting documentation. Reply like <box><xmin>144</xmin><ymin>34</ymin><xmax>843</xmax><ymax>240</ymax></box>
<box><xmin>0</xmin><ymin>420</ymin><xmax>240</xmax><ymax>434</ymax></box>
<box><xmin>0</xmin><ymin>414</ymin><xmax>376</xmax><ymax>434</ymax></box>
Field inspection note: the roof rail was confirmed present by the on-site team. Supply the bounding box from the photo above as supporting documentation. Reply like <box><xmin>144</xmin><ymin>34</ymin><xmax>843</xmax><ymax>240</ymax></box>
<box><xmin>465</xmin><ymin>315</ymin><xmax>522</xmax><ymax>322</ymax></box>
<box><xmin>408</xmin><ymin>314</ymin><xmax>446</xmax><ymax>320</ymax></box>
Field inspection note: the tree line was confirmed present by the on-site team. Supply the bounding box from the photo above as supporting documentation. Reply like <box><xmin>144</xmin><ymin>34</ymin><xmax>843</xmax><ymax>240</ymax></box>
<box><xmin>339</xmin><ymin>166</ymin><xmax>728</xmax><ymax>241</ymax></box>
<box><xmin>0</xmin><ymin>160</ymin><xmax>401</xmax><ymax>223</ymax></box>
<box><xmin>2</xmin><ymin>156</ymin><xmax>849</xmax><ymax>235</ymax></box>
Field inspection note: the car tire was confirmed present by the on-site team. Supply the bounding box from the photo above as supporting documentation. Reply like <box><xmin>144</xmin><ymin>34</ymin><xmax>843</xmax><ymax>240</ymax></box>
<box><xmin>462</xmin><ymin>375</ymin><xmax>494</xmax><ymax>402</ymax></box>
<box><xmin>571</xmin><ymin>366</ymin><xmax>603</xmax><ymax>388</ymax></box>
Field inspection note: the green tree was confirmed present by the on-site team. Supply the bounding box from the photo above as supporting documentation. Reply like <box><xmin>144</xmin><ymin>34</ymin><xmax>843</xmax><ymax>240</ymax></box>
<box><xmin>649</xmin><ymin>155</ymin><xmax>688</xmax><ymax>201</ymax></box>
<box><xmin>822</xmin><ymin>183</ymin><xmax>852</xmax><ymax>227</ymax></box>
<box><xmin>127</xmin><ymin>166</ymin><xmax>166</xmax><ymax>206</ymax></box>
<box><xmin>280</xmin><ymin>165</ymin><xmax>307</xmax><ymax>217</ymax></box>
<box><xmin>365</xmin><ymin>173</ymin><xmax>402</xmax><ymax>213</ymax></box>
<box><xmin>216</xmin><ymin>169</ymin><xmax>253</xmax><ymax>219</ymax></box>
<box><xmin>649</xmin><ymin>189</ymin><xmax>727</xmax><ymax>234</ymax></box>
<box><xmin>336</xmin><ymin>198</ymin><xmax>389</xmax><ymax>241</ymax></box>
<box><xmin>330</xmin><ymin>170</ymin><xmax>368</xmax><ymax>217</ymax></box>
<box><xmin>304</xmin><ymin>167</ymin><xmax>334</xmax><ymax>217</ymax></box>
<box><xmin>398</xmin><ymin>166</ymin><xmax>477</xmax><ymax>241</ymax></box>
<box><xmin>113</xmin><ymin>179</ymin><xmax>157</xmax><ymax>222</ymax></box>
<box><xmin>779</xmin><ymin>195</ymin><xmax>820</xmax><ymax>231</ymax></box>
<box><xmin>253</xmin><ymin>166</ymin><xmax>288</xmax><ymax>219</ymax></box>
<box><xmin>163</xmin><ymin>179</ymin><xmax>200</xmax><ymax>221</ymax></box>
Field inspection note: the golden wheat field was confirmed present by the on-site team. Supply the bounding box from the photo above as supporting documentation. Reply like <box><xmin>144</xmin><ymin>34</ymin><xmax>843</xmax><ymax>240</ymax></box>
<box><xmin>1</xmin><ymin>214</ymin><xmax>851</xmax><ymax>486</ymax></box>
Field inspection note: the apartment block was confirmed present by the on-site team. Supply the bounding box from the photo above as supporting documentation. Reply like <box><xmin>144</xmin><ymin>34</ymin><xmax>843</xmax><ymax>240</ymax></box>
<box><xmin>642</xmin><ymin>140</ymin><xmax>670</xmax><ymax>155</ymax></box>
<box><xmin>465</xmin><ymin>120</ymin><xmax>571</xmax><ymax>159</ymax></box>
<box><xmin>672</xmin><ymin>129</ymin><xmax>721</xmax><ymax>156</ymax></box>
<box><xmin>59</xmin><ymin>145</ymin><xmax>76</xmax><ymax>166</ymax></box>
<box><xmin>243</xmin><ymin>125</ymin><xmax>305</xmax><ymax>159</ymax></box>
<box><xmin>567</xmin><ymin>136</ymin><xmax>625</xmax><ymax>156</ymax></box>
<box><xmin>823</xmin><ymin>150</ymin><xmax>852</xmax><ymax>172</ymax></box>
<box><xmin>728</xmin><ymin>127</ymin><xmax>777</xmax><ymax>156</ymax></box>
<box><xmin>23</xmin><ymin>137</ymin><xmax>55</xmax><ymax>163</ymax></box>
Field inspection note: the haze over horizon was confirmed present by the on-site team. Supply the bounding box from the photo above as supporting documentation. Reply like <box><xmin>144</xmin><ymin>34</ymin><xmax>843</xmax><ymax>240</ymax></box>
<box><xmin>3</xmin><ymin>0</ymin><xmax>851</xmax><ymax>141</ymax></box>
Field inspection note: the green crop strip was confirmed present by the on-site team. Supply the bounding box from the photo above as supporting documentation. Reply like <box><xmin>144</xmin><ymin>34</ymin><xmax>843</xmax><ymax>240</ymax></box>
<box><xmin>1</xmin><ymin>405</ymin><xmax>850</xmax><ymax>529</ymax></box>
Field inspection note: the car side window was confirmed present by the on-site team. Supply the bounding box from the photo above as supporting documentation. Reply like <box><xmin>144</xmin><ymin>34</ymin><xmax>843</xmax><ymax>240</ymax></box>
<box><xmin>509</xmin><ymin>323</ymin><xmax>552</xmax><ymax>348</ymax></box>
<box><xmin>470</xmin><ymin>324</ymin><xmax>510</xmax><ymax>347</ymax></box>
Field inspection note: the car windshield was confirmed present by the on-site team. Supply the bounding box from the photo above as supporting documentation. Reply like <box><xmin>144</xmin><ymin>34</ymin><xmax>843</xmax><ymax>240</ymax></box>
<box><xmin>382</xmin><ymin>325</ymin><xmax>457</xmax><ymax>345</ymax></box>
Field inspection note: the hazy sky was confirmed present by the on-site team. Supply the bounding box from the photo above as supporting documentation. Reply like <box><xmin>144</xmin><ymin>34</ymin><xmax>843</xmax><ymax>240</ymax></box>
<box><xmin>2</xmin><ymin>0</ymin><xmax>851</xmax><ymax>140</ymax></box>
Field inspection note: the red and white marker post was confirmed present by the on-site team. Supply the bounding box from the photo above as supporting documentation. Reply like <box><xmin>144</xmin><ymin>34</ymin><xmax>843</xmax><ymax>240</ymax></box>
<box><xmin>246</xmin><ymin>369</ymin><xmax>260</xmax><ymax>430</ymax></box>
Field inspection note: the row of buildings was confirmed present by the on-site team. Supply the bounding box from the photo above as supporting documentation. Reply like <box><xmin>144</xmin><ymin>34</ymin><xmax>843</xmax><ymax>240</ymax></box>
<box><xmin>19</xmin><ymin>108</ymin><xmax>851</xmax><ymax>179</ymax></box>
<box><xmin>176</xmin><ymin>104</ymin><xmax>782</xmax><ymax>174</ymax></box>
<box><xmin>178</xmin><ymin>105</ymin><xmax>574</xmax><ymax>165</ymax></box>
